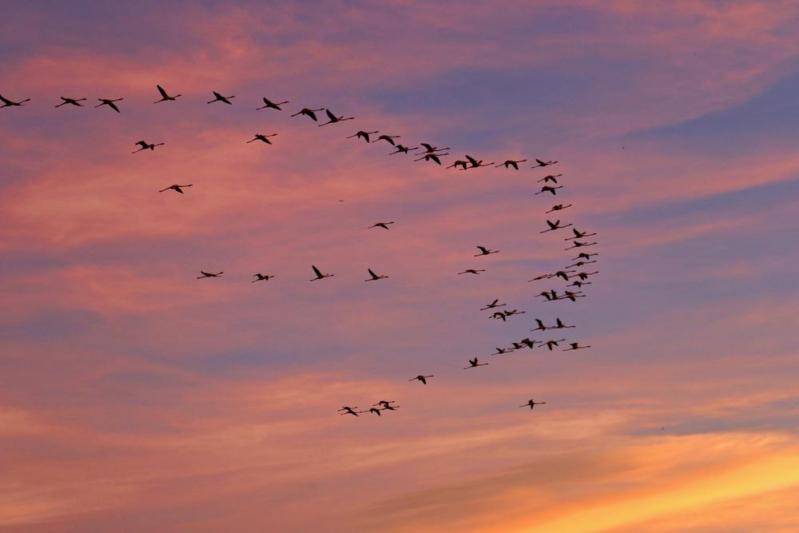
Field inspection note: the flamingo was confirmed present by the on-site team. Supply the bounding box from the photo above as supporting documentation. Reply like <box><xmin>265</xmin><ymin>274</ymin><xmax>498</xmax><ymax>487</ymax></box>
<box><xmin>319</xmin><ymin>108</ymin><xmax>354</xmax><ymax>126</ymax></box>
<box><xmin>554</xmin><ymin>318</ymin><xmax>575</xmax><ymax>329</ymax></box>
<box><xmin>95</xmin><ymin>98</ymin><xmax>123</xmax><ymax>112</ymax></box>
<box><xmin>368</xmin><ymin>221</ymin><xmax>395</xmax><ymax>230</ymax></box>
<box><xmin>541</xmin><ymin>339</ymin><xmax>566</xmax><ymax>351</ymax></box>
<box><xmin>347</xmin><ymin>130</ymin><xmax>378</xmax><ymax>143</ymax></box>
<box><xmin>568</xmin><ymin>280</ymin><xmax>591</xmax><ymax>289</ymax></box>
<box><xmin>546</xmin><ymin>203</ymin><xmax>573</xmax><ymax>214</ymax></box>
<box><xmin>465</xmin><ymin>154</ymin><xmax>494</xmax><ymax>169</ymax></box>
<box><xmin>480</xmin><ymin>299</ymin><xmax>506</xmax><ymax>311</ymax></box>
<box><xmin>565</xmin><ymin>240</ymin><xmax>598</xmax><ymax>251</ymax></box>
<box><xmin>132</xmin><ymin>141</ymin><xmax>165</xmax><ymax>153</ymax></box>
<box><xmin>310</xmin><ymin>265</ymin><xmax>334</xmax><ymax>281</ymax></box>
<box><xmin>389</xmin><ymin>144</ymin><xmax>417</xmax><ymax>155</ymax></box>
<box><xmin>565</xmin><ymin>228</ymin><xmax>597</xmax><ymax>241</ymax></box>
<box><xmin>491</xmin><ymin>347</ymin><xmax>513</xmax><ymax>356</ymax></box>
<box><xmin>491</xmin><ymin>311</ymin><xmax>507</xmax><ymax>322</ymax></box>
<box><xmin>532</xmin><ymin>158</ymin><xmax>558</xmax><ymax>168</ymax></box>
<box><xmin>563</xmin><ymin>342</ymin><xmax>591</xmax><ymax>351</ymax></box>
<box><xmin>464</xmin><ymin>357</ymin><xmax>488</xmax><ymax>369</ymax></box>
<box><xmin>365</xmin><ymin>268</ymin><xmax>388</xmax><ymax>282</ymax></box>
<box><xmin>540</xmin><ymin>219</ymin><xmax>573</xmax><ymax>233</ymax></box>
<box><xmin>257</xmin><ymin>97</ymin><xmax>289</xmax><ymax>110</ymax></box>
<box><xmin>419</xmin><ymin>143</ymin><xmax>450</xmax><ymax>153</ymax></box>
<box><xmin>159</xmin><ymin>184</ymin><xmax>192</xmax><ymax>194</ymax></box>
<box><xmin>154</xmin><ymin>85</ymin><xmax>181</xmax><ymax>103</ymax></box>
<box><xmin>561</xmin><ymin>290</ymin><xmax>586</xmax><ymax>302</ymax></box>
<box><xmin>252</xmin><ymin>273</ymin><xmax>275</xmax><ymax>282</ymax></box>
<box><xmin>474</xmin><ymin>245</ymin><xmax>499</xmax><ymax>257</ymax></box>
<box><xmin>535</xmin><ymin>185</ymin><xmax>564</xmax><ymax>196</ymax></box>
<box><xmin>247</xmin><ymin>133</ymin><xmax>278</xmax><ymax>145</ymax></box>
<box><xmin>496</xmin><ymin>159</ymin><xmax>527</xmax><ymax>170</ymax></box>
<box><xmin>519</xmin><ymin>337</ymin><xmax>536</xmax><ymax>349</ymax></box>
<box><xmin>572</xmin><ymin>252</ymin><xmax>599</xmax><ymax>261</ymax></box>
<box><xmin>537</xmin><ymin>174</ymin><xmax>562</xmax><ymax>184</ymax></box>
<box><xmin>55</xmin><ymin>97</ymin><xmax>87</xmax><ymax>108</ymax></box>
<box><xmin>409</xmin><ymin>374</ymin><xmax>434</xmax><ymax>385</ymax></box>
<box><xmin>447</xmin><ymin>159</ymin><xmax>468</xmax><ymax>170</ymax></box>
<box><xmin>538</xmin><ymin>290</ymin><xmax>559</xmax><ymax>301</ymax></box>
<box><xmin>415</xmin><ymin>152</ymin><xmax>447</xmax><ymax>164</ymax></box>
<box><xmin>207</xmin><ymin>91</ymin><xmax>234</xmax><ymax>104</ymax></box>
<box><xmin>0</xmin><ymin>94</ymin><xmax>31</xmax><ymax>108</ymax></box>
<box><xmin>338</xmin><ymin>406</ymin><xmax>360</xmax><ymax>416</ymax></box>
<box><xmin>566</xmin><ymin>260</ymin><xmax>597</xmax><ymax>269</ymax></box>
<box><xmin>197</xmin><ymin>271</ymin><xmax>223</xmax><ymax>279</ymax></box>
<box><xmin>290</xmin><ymin>107</ymin><xmax>324</xmax><ymax>121</ymax></box>
<box><xmin>520</xmin><ymin>399</ymin><xmax>546</xmax><ymax>410</ymax></box>
<box><xmin>458</xmin><ymin>269</ymin><xmax>486</xmax><ymax>275</ymax></box>
<box><xmin>374</xmin><ymin>400</ymin><xmax>397</xmax><ymax>409</ymax></box>
<box><xmin>375</xmin><ymin>134</ymin><xmax>400</xmax><ymax>145</ymax></box>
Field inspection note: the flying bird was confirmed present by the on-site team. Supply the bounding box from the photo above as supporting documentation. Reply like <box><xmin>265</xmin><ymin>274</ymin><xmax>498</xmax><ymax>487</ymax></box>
<box><xmin>537</xmin><ymin>174</ymin><xmax>562</xmax><ymax>184</ymax></box>
<box><xmin>375</xmin><ymin>134</ymin><xmax>400</xmax><ymax>145</ymax></box>
<box><xmin>554</xmin><ymin>318</ymin><xmax>575</xmax><ymax>329</ymax></box>
<box><xmin>464</xmin><ymin>357</ymin><xmax>488</xmax><ymax>369</ymax></box>
<box><xmin>389</xmin><ymin>144</ymin><xmax>417</xmax><ymax>155</ymax></box>
<box><xmin>257</xmin><ymin>97</ymin><xmax>289</xmax><ymax>110</ymax></box>
<box><xmin>565</xmin><ymin>228</ymin><xmax>597</xmax><ymax>241</ymax></box>
<box><xmin>414</xmin><ymin>152</ymin><xmax>447</xmax><ymax>165</ymax></box>
<box><xmin>540</xmin><ymin>219</ymin><xmax>573</xmax><ymax>233</ymax></box>
<box><xmin>541</xmin><ymin>339</ymin><xmax>566</xmax><ymax>351</ymax></box>
<box><xmin>496</xmin><ymin>159</ymin><xmax>527</xmax><ymax>170</ymax></box>
<box><xmin>197</xmin><ymin>271</ymin><xmax>223</xmax><ymax>279</ymax></box>
<box><xmin>465</xmin><ymin>154</ymin><xmax>494</xmax><ymax>169</ymax></box>
<box><xmin>565</xmin><ymin>240</ymin><xmax>598</xmax><ymax>251</ymax></box>
<box><xmin>0</xmin><ymin>94</ymin><xmax>31</xmax><ymax>108</ymax></box>
<box><xmin>252</xmin><ymin>273</ymin><xmax>275</xmax><ymax>282</ymax></box>
<box><xmin>154</xmin><ymin>85</ymin><xmax>181</xmax><ymax>103</ymax></box>
<box><xmin>535</xmin><ymin>185</ymin><xmax>564</xmax><ymax>196</ymax></box>
<box><xmin>546</xmin><ymin>203</ymin><xmax>573</xmax><ymax>214</ymax></box>
<box><xmin>369</xmin><ymin>221</ymin><xmax>395</xmax><ymax>230</ymax></box>
<box><xmin>310</xmin><ymin>265</ymin><xmax>334</xmax><ymax>281</ymax></box>
<box><xmin>95</xmin><ymin>98</ymin><xmax>123</xmax><ymax>112</ymax></box>
<box><xmin>474</xmin><ymin>245</ymin><xmax>499</xmax><ymax>257</ymax></box>
<box><xmin>338</xmin><ymin>406</ymin><xmax>360</xmax><ymax>416</ymax></box>
<box><xmin>290</xmin><ymin>107</ymin><xmax>324</xmax><ymax>121</ymax></box>
<box><xmin>419</xmin><ymin>143</ymin><xmax>450</xmax><ymax>153</ymax></box>
<box><xmin>480</xmin><ymin>299</ymin><xmax>506</xmax><ymax>311</ymax></box>
<box><xmin>409</xmin><ymin>374</ymin><xmax>434</xmax><ymax>385</ymax></box>
<box><xmin>573</xmin><ymin>252</ymin><xmax>599</xmax><ymax>261</ymax></box>
<box><xmin>491</xmin><ymin>347</ymin><xmax>513</xmax><ymax>356</ymax></box>
<box><xmin>132</xmin><ymin>140</ymin><xmax>165</xmax><ymax>153</ymax></box>
<box><xmin>347</xmin><ymin>130</ymin><xmax>379</xmax><ymax>143</ymax></box>
<box><xmin>247</xmin><ymin>133</ymin><xmax>278</xmax><ymax>144</ymax></box>
<box><xmin>55</xmin><ymin>97</ymin><xmax>86</xmax><ymax>108</ymax></box>
<box><xmin>563</xmin><ymin>342</ymin><xmax>591</xmax><ymax>351</ymax></box>
<box><xmin>365</xmin><ymin>268</ymin><xmax>388</xmax><ymax>282</ymax></box>
<box><xmin>520</xmin><ymin>399</ymin><xmax>546</xmax><ymax>410</ymax></box>
<box><xmin>159</xmin><ymin>184</ymin><xmax>192</xmax><ymax>194</ymax></box>
<box><xmin>458</xmin><ymin>269</ymin><xmax>486</xmax><ymax>275</ymax></box>
<box><xmin>532</xmin><ymin>158</ymin><xmax>558</xmax><ymax>168</ymax></box>
<box><xmin>207</xmin><ymin>91</ymin><xmax>235</xmax><ymax>104</ymax></box>
<box><xmin>319</xmin><ymin>108</ymin><xmax>354</xmax><ymax>126</ymax></box>
<box><xmin>447</xmin><ymin>159</ymin><xmax>469</xmax><ymax>170</ymax></box>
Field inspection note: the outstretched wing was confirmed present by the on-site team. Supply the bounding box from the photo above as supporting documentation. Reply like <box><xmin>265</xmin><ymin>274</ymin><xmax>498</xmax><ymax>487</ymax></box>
<box><xmin>312</xmin><ymin>265</ymin><xmax>323</xmax><ymax>278</ymax></box>
<box><xmin>157</xmin><ymin>85</ymin><xmax>168</xmax><ymax>98</ymax></box>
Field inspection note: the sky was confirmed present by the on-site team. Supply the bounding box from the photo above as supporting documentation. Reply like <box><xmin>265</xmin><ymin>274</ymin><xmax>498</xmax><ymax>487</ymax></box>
<box><xmin>2</xmin><ymin>1</ymin><xmax>799</xmax><ymax>531</ymax></box>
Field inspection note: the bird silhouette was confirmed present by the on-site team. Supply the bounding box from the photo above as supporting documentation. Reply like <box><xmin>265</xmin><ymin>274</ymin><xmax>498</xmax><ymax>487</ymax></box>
<box><xmin>337</xmin><ymin>406</ymin><xmax>360</xmax><ymax>416</ymax></box>
<box><xmin>458</xmin><ymin>269</ymin><xmax>486</xmax><ymax>275</ymax></box>
<box><xmin>447</xmin><ymin>160</ymin><xmax>468</xmax><ymax>170</ymax></box>
<box><xmin>464</xmin><ymin>154</ymin><xmax>494</xmax><ymax>168</ymax></box>
<box><xmin>373</xmin><ymin>400</ymin><xmax>397</xmax><ymax>409</ymax></box>
<box><xmin>546</xmin><ymin>203</ymin><xmax>573</xmax><ymax>214</ymax></box>
<box><xmin>537</xmin><ymin>174</ymin><xmax>562</xmax><ymax>184</ymax></box>
<box><xmin>55</xmin><ymin>97</ymin><xmax>86</xmax><ymax>108</ymax></box>
<box><xmin>347</xmin><ymin>130</ymin><xmax>379</xmax><ymax>143</ymax></box>
<box><xmin>365</xmin><ymin>268</ymin><xmax>388</xmax><ymax>282</ymax></box>
<box><xmin>554</xmin><ymin>318</ymin><xmax>575</xmax><ymax>329</ymax></box>
<box><xmin>566</xmin><ymin>260</ymin><xmax>597</xmax><ymax>269</ymax></box>
<box><xmin>480</xmin><ymin>299</ymin><xmax>506</xmax><ymax>311</ymax></box>
<box><xmin>541</xmin><ymin>339</ymin><xmax>566</xmax><ymax>351</ymax></box>
<box><xmin>159</xmin><ymin>184</ymin><xmax>192</xmax><ymax>194</ymax></box>
<box><xmin>367</xmin><ymin>407</ymin><xmax>383</xmax><ymax>416</ymax></box>
<box><xmin>197</xmin><ymin>271</ymin><xmax>223</xmax><ymax>279</ymax></box>
<box><xmin>565</xmin><ymin>240</ymin><xmax>598</xmax><ymax>251</ymax></box>
<box><xmin>0</xmin><ymin>94</ymin><xmax>31</xmax><ymax>108</ymax></box>
<box><xmin>414</xmin><ymin>152</ymin><xmax>447</xmax><ymax>164</ymax></box>
<box><xmin>310</xmin><ymin>265</ymin><xmax>334</xmax><ymax>281</ymax></box>
<box><xmin>290</xmin><ymin>107</ymin><xmax>324</xmax><ymax>121</ymax></box>
<box><xmin>519</xmin><ymin>337</ymin><xmax>537</xmax><ymax>349</ymax></box>
<box><xmin>246</xmin><ymin>133</ymin><xmax>278</xmax><ymax>144</ymax></box>
<box><xmin>207</xmin><ymin>91</ymin><xmax>235</xmax><ymax>104</ymax></box>
<box><xmin>252</xmin><ymin>273</ymin><xmax>275</xmax><ymax>282</ymax></box>
<box><xmin>369</xmin><ymin>221</ymin><xmax>395</xmax><ymax>230</ymax></box>
<box><xmin>573</xmin><ymin>252</ymin><xmax>599</xmax><ymax>261</ymax></box>
<box><xmin>474</xmin><ymin>245</ymin><xmax>499</xmax><ymax>257</ymax></box>
<box><xmin>389</xmin><ymin>144</ymin><xmax>417</xmax><ymax>155</ymax></box>
<box><xmin>409</xmin><ymin>374</ymin><xmax>434</xmax><ymax>385</ymax></box>
<box><xmin>154</xmin><ymin>85</ymin><xmax>181</xmax><ymax>103</ymax></box>
<box><xmin>540</xmin><ymin>219</ymin><xmax>573</xmax><ymax>233</ymax></box>
<box><xmin>319</xmin><ymin>108</ymin><xmax>354</xmax><ymax>126</ymax></box>
<box><xmin>491</xmin><ymin>347</ymin><xmax>513</xmax><ymax>356</ymax></box>
<box><xmin>561</xmin><ymin>290</ymin><xmax>586</xmax><ymax>302</ymax></box>
<box><xmin>132</xmin><ymin>140</ymin><xmax>165</xmax><ymax>153</ymax></box>
<box><xmin>532</xmin><ymin>158</ymin><xmax>558</xmax><ymax>168</ymax></box>
<box><xmin>496</xmin><ymin>159</ymin><xmax>527</xmax><ymax>170</ymax></box>
<box><xmin>464</xmin><ymin>357</ymin><xmax>488</xmax><ymax>369</ymax></box>
<box><xmin>95</xmin><ymin>98</ymin><xmax>123</xmax><ymax>112</ymax></box>
<box><xmin>491</xmin><ymin>311</ymin><xmax>507</xmax><ymax>322</ymax></box>
<box><xmin>532</xmin><ymin>319</ymin><xmax>549</xmax><ymax>332</ymax></box>
<box><xmin>375</xmin><ymin>134</ymin><xmax>400</xmax><ymax>145</ymax></box>
<box><xmin>520</xmin><ymin>399</ymin><xmax>546</xmax><ymax>410</ymax></box>
<box><xmin>419</xmin><ymin>143</ymin><xmax>450</xmax><ymax>153</ymax></box>
<box><xmin>536</xmin><ymin>185</ymin><xmax>564</xmax><ymax>196</ymax></box>
<box><xmin>563</xmin><ymin>342</ymin><xmax>591</xmax><ymax>351</ymax></box>
<box><xmin>256</xmin><ymin>97</ymin><xmax>289</xmax><ymax>110</ymax></box>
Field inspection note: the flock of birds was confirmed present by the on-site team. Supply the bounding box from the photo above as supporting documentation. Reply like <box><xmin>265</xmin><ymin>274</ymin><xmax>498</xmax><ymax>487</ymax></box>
<box><xmin>2</xmin><ymin>85</ymin><xmax>600</xmax><ymax>419</ymax></box>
